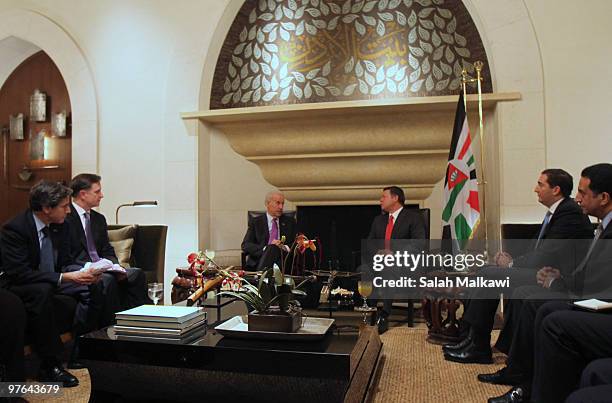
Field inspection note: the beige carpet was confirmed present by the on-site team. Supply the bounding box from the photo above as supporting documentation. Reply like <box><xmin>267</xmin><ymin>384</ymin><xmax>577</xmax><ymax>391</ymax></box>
<box><xmin>23</xmin><ymin>368</ymin><xmax>90</xmax><ymax>403</ymax></box>
<box><xmin>368</xmin><ymin>327</ymin><xmax>508</xmax><ymax>403</ymax></box>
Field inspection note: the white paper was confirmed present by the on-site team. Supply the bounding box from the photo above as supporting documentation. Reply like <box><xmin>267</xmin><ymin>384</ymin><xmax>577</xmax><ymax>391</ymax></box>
<box><xmin>81</xmin><ymin>258</ymin><xmax>126</xmax><ymax>274</ymax></box>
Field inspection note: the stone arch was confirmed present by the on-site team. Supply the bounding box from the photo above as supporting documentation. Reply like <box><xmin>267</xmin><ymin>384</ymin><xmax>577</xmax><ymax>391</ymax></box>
<box><xmin>0</xmin><ymin>9</ymin><xmax>99</xmax><ymax>174</ymax></box>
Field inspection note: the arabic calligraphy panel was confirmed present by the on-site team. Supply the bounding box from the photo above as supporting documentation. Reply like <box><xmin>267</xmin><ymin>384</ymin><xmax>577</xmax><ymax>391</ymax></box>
<box><xmin>211</xmin><ymin>0</ymin><xmax>492</xmax><ymax>109</ymax></box>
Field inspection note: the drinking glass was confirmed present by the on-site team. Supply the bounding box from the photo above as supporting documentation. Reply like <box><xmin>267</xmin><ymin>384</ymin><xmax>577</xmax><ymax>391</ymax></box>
<box><xmin>147</xmin><ymin>282</ymin><xmax>164</xmax><ymax>305</ymax></box>
<box><xmin>357</xmin><ymin>280</ymin><xmax>373</xmax><ymax>310</ymax></box>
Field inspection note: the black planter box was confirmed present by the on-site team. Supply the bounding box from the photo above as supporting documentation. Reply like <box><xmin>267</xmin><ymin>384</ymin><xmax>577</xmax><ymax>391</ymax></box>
<box><xmin>248</xmin><ymin>310</ymin><xmax>302</xmax><ymax>333</ymax></box>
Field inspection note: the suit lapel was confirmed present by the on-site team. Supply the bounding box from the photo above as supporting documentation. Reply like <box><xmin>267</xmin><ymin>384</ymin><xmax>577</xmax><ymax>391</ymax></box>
<box><xmin>540</xmin><ymin>198</ymin><xmax>568</xmax><ymax>239</ymax></box>
<box><xmin>390</xmin><ymin>209</ymin><xmax>405</xmax><ymax>239</ymax></box>
<box><xmin>70</xmin><ymin>205</ymin><xmax>88</xmax><ymax>251</ymax></box>
<box><xmin>25</xmin><ymin>211</ymin><xmax>41</xmax><ymax>268</ymax></box>
<box><xmin>259</xmin><ymin>215</ymin><xmax>269</xmax><ymax>244</ymax></box>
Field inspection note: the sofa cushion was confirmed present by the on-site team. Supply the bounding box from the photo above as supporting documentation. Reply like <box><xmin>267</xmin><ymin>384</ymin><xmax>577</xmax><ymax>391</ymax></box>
<box><xmin>108</xmin><ymin>224</ymin><xmax>138</xmax><ymax>268</ymax></box>
<box><xmin>110</xmin><ymin>238</ymin><xmax>134</xmax><ymax>268</ymax></box>
<box><xmin>108</xmin><ymin>224</ymin><xmax>138</xmax><ymax>242</ymax></box>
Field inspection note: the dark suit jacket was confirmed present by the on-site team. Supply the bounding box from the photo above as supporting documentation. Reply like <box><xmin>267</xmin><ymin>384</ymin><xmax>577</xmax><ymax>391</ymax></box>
<box><xmin>65</xmin><ymin>204</ymin><xmax>118</xmax><ymax>266</ymax></box>
<box><xmin>513</xmin><ymin>198</ymin><xmax>593</xmax><ymax>274</ymax></box>
<box><xmin>365</xmin><ymin>207</ymin><xmax>427</xmax><ymax>261</ymax></box>
<box><xmin>0</xmin><ymin>209</ymin><xmax>73</xmax><ymax>286</ymax></box>
<box><xmin>367</xmin><ymin>207</ymin><xmax>426</xmax><ymax>240</ymax></box>
<box><xmin>241</xmin><ymin>214</ymin><xmax>296</xmax><ymax>268</ymax></box>
<box><xmin>553</xmin><ymin>222</ymin><xmax>612</xmax><ymax>298</ymax></box>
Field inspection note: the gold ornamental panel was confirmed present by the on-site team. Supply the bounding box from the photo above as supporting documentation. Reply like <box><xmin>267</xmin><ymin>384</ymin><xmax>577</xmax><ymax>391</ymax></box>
<box><xmin>211</xmin><ymin>0</ymin><xmax>491</xmax><ymax>108</ymax></box>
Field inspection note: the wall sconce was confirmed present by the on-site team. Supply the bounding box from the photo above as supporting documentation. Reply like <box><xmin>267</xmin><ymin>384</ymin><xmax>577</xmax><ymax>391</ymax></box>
<box><xmin>115</xmin><ymin>200</ymin><xmax>158</xmax><ymax>224</ymax></box>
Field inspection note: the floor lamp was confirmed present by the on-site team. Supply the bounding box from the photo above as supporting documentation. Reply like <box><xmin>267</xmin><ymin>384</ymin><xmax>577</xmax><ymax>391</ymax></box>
<box><xmin>115</xmin><ymin>201</ymin><xmax>158</xmax><ymax>224</ymax></box>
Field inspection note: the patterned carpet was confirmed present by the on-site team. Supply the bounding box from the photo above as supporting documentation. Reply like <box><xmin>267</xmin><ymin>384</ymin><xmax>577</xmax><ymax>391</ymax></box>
<box><xmin>368</xmin><ymin>327</ymin><xmax>508</xmax><ymax>403</ymax></box>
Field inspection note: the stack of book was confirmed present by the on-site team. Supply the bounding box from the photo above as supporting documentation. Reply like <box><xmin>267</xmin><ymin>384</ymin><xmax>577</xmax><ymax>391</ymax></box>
<box><xmin>114</xmin><ymin>305</ymin><xmax>207</xmax><ymax>344</ymax></box>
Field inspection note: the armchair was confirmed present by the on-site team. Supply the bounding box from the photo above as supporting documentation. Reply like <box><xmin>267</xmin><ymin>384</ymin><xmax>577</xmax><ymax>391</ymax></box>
<box><xmin>107</xmin><ymin>225</ymin><xmax>168</xmax><ymax>284</ymax></box>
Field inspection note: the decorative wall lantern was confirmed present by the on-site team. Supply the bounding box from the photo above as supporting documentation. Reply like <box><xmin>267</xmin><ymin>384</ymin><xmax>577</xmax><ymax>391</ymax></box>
<box><xmin>9</xmin><ymin>113</ymin><xmax>24</xmax><ymax>140</ymax></box>
<box><xmin>52</xmin><ymin>110</ymin><xmax>67</xmax><ymax>137</ymax></box>
<box><xmin>29</xmin><ymin>89</ymin><xmax>47</xmax><ymax>122</ymax></box>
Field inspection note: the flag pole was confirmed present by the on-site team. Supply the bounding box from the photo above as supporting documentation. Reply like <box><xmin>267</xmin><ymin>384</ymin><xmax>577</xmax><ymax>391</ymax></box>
<box><xmin>474</xmin><ymin>61</ymin><xmax>488</xmax><ymax>257</ymax></box>
<box><xmin>461</xmin><ymin>63</ymin><xmax>489</xmax><ymax>257</ymax></box>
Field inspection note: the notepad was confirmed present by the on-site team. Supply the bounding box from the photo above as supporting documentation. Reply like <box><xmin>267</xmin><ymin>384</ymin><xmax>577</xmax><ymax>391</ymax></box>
<box><xmin>573</xmin><ymin>299</ymin><xmax>612</xmax><ymax>311</ymax></box>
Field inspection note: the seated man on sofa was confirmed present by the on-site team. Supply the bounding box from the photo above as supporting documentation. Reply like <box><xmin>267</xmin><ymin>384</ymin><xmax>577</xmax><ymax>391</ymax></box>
<box><xmin>67</xmin><ymin>173</ymin><xmax>148</xmax><ymax>326</ymax></box>
<box><xmin>0</xmin><ymin>180</ymin><xmax>102</xmax><ymax>387</ymax></box>
<box><xmin>241</xmin><ymin>190</ymin><xmax>296</xmax><ymax>270</ymax></box>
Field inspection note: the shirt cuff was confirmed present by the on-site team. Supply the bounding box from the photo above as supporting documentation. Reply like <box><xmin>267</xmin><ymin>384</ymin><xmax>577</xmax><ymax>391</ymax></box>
<box><xmin>57</xmin><ymin>273</ymin><xmax>63</xmax><ymax>286</ymax></box>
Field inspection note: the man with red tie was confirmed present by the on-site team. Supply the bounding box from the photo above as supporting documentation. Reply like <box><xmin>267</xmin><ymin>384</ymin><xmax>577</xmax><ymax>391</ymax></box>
<box><xmin>366</xmin><ymin>186</ymin><xmax>427</xmax><ymax>334</ymax></box>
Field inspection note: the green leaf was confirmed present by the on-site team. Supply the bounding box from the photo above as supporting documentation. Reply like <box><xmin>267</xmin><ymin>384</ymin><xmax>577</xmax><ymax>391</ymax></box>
<box><xmin>273</xmin><ymin>266</ymin><xmax>284</xmax><ymax>286</ymax></box>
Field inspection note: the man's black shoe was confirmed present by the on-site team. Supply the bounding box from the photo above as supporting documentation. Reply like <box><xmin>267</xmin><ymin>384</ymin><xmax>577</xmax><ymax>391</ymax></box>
<box><xmin>67</xmin><ymin>360</ymin><xmax>86</xmax><ymax>370</ymax></box>
<box><xmin>442</xmin><ymin>336</ymin><xmax>472</xmax><ymax>353</ymax></box>
<box><xmin>488</xmin><ymin>386</ymin><xmax>528</xmax><ymax>403</ymax></box>
<box><xmin>478</xmin><ymin>367</ymin><xmax>523</xmax><ymax>385</ymax></box>
<box><xmin>377</xmin><ymin>313</ymin><xmax>389</xmax><ymax>334</ymax></box>
<box><xmin>38</xmin><ymin>365</ymin><xmax>79</xmax><ymax>387</ymax></box>
<box><xmin>443</xmin><ymin>341</ymin><xmax>493</xmax><ymax>364</ymax></box>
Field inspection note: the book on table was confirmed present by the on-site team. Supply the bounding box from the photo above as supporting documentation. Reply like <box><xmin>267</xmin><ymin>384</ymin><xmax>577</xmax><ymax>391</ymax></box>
<box><xmin>114</xmin><ymin>321</ymin><xmax>206</xmax><ymax>338</ymax></box>
<box><xmin>573</xmin><ymin>299</ymin><xmax>612</xmax><ymax>311</ymax></box>
<box><xmin>114</xmin><ymin>319</ymin><xmax>206</xmax><ymax>337</ymax></box>
<box><xmin>116</xmin><ymin>314</ymin><xmax>205</xmax><ymax>330</ymax></box>
<box><xmin>115</xmin><ymin>305</ymin><xmax>206</xmax><ymax>323</ymax></box>
<box><xmin>115</xmin><ymin>325</ymin><xmax>206</xmax><ymax>344</ymax></box>
<box><xmin>114</xmin><ymin>305</ymin><xmax>207</xmax><ymax>340</ymax></box>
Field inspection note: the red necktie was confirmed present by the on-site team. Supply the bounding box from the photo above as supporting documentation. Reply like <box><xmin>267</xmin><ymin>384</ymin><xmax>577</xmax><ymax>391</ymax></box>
<box><xmin>384</xmin><ymin>215</ymin><xmax>394</xmax><ymax>249</ymax></box>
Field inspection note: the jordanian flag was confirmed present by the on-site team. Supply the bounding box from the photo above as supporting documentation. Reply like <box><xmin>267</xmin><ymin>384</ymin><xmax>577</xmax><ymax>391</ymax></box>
<box><xmin>442</xmin><ymin>93</ymin><xmax>480</xmax><ymax>250</ymax></box>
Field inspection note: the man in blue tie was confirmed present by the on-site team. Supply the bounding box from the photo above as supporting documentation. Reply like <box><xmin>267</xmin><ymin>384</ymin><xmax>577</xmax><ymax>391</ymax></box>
<box><xmin>0</xmin><ymin>180</ymin><xmax>102</xmax><ymax>387</ymax></box>
<box><xmin>485</xmin><ymin>163</ymin><xmax>612</xmax><ymax>403</ymax></box>
<box><xmin>445</xmin><ymin>169</ymin><xmax>593</xmax><ymax>364</ymax></box>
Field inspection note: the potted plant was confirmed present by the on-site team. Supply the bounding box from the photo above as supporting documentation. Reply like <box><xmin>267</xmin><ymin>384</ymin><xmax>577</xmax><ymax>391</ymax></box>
<box><xmin>219</xmin><ymin>265</ymin><xmax>315</xmax><ymax>333</ymax></box>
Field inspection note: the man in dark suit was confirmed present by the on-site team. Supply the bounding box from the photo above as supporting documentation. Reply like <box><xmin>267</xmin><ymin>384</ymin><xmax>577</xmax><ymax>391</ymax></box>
<box><xmin>0</xmin><ymin>180</ymin><xmax>102</xmax><ymax>387</ymax></box>
<box><xmin>566</xmin><ymin>359</ymin><xmax>612</xmax><ymax>403</ymax></box>
<box><xmin>66</xmin><ymin>174</ymin><xmax>147</xmax><ymax>326</ymax></box>
<box><xmin>445</xmin><ymin>169</ymin><xmax>593</xmax><ymax>364</ymax></box>
<box><xmin>485</xmin><ymin>163</ymin><xmax>612</xmax><ymax>403</ymax></box>
<box><xmin>241</xmin><ymin>190</ymin><xmax>296</xmax><ymax>270</ymax></box>
<box><xmin>0</xmin><ymin>288</ymin><xmax>26</xmax><ymax>383</ymax></box>
<box><xmin>366</xmin><ymin>186</ymin><xmax>426</xmax><ymax>334</ymax></box>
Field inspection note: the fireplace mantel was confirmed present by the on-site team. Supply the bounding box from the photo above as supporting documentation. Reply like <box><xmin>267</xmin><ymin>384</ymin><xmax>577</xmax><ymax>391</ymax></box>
<box><xmin>182</xmin><ymin>92</ymin><xmax>520</xmax><ymax>205</ymax></box>
<box><xmin>182</xmin><ymin>92</ymin><xmax>520</xmax><ymax>123</ymax></box>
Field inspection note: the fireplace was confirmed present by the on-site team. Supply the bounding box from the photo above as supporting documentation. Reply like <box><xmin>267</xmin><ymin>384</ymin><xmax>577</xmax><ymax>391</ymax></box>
<box><xmin>296</xmin><ymin>204</ymin><xmax>419</xmax><ymax>272</ymax></box>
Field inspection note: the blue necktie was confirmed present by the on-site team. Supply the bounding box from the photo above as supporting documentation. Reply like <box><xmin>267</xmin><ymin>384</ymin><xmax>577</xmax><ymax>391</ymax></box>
<box><xmin>534</xmin><ymin>211</ymin><xmax>552</xmax><ymax>249</ymax></box>
<box><xmin>39</xmin><ymin>227</ymin><xmax>55</xmax><ymax>272</ymax></box>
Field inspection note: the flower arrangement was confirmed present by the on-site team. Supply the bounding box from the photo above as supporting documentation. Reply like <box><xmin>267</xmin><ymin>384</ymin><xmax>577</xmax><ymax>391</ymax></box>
<box><xmin>219</xmin><ymin>264</ymin><xmax>314</xmax><ymax>316</ymax></box>
<box><xmin>283</xmin><ymin>233</ymin><xmax>317</xmax><ymax>276</ymax></box>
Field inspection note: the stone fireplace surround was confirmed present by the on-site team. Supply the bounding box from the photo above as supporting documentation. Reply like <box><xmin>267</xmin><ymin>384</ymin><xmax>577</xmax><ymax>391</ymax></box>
<box><xmin>183</xmin><ymin>92</ymin><xmax>519</xmax><ymax>244</ymax></box>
